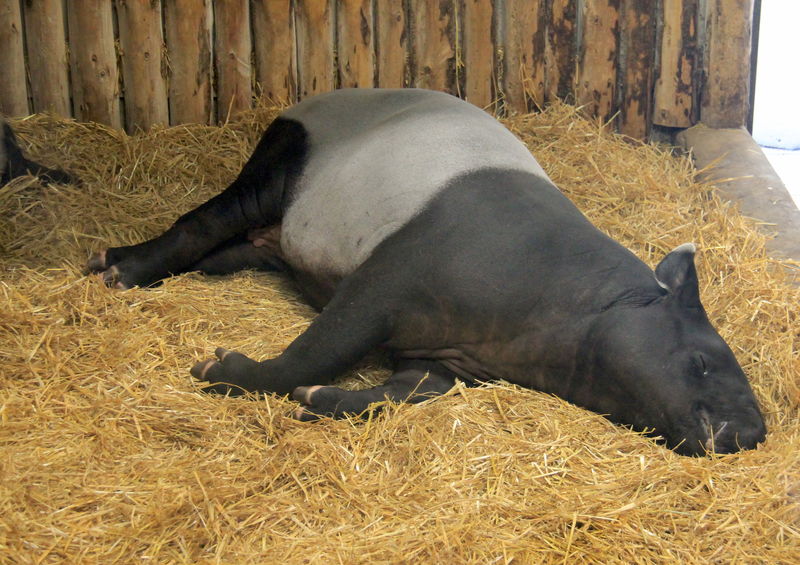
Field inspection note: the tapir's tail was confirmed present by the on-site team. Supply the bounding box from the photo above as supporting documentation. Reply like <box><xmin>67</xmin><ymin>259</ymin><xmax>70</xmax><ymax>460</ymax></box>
<box><xmin>2</xmin><ymin>120</ymin><xmax>76</xmax><ymax>185</ymax></box>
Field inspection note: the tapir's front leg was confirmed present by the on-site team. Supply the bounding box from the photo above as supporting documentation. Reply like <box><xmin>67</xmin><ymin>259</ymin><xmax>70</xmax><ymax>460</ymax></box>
<box><xmin>189</xmin><ymin>272</ymin><xmax>394</xmax><ymax>395</ymax></box>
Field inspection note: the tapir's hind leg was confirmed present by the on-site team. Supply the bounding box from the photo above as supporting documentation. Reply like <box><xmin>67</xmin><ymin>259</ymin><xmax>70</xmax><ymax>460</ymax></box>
<box><xmin>292</xmin><ymin>360</ymin><xmax>458</xmax><ymax>421</ymax></box>
<box><xmin>87</xmin><ymin>118</ymin><xmax>306</xmax><ymax>288</ymax></box>
<box><xmin>186</xmin><ymin>225</ymin><xmax>287</xmax><ymax>275</ymax></box>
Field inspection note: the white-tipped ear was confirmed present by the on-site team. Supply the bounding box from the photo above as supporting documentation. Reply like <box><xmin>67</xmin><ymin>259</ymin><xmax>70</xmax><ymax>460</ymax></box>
<box><xmin>654</xmin><ymin>243</ymin><xmax>701</xmax><ymax>306</ymax></box>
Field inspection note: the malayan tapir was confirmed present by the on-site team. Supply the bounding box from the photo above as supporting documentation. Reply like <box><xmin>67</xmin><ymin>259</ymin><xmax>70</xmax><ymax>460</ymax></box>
<box><xmin>1</xmin><ymin>117</ymin><xmax>74</xmax><ymax>185</ymax></box>
<box><xmin>87</xmin><ymin>89</ymin><xmax>766</xmax><ymax>456</ymax></box>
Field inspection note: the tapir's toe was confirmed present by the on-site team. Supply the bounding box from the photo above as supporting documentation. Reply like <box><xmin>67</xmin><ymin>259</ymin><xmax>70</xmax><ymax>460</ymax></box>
<box><xmin>99</xmin><ymin>265</ymin><xmax>130</xmax><ymax>289</ymax></box>
<box><xmin>291</xmin><ymin>385</ymin><xmax>324</xmax><ymax>405</ymax></box>
<box><xmin>87</xmin><ymin>250</ymin><xmax>108</xmax><ymax>272</ymax></box>
<box><xmin>293</xmin><ymin>406</ymin><xmax>324</xmax><ymax>422</ymax></box>
<box><xmin>190</xmin><ymin>347</ymin><xmax>263</xmax><ymax>395</ymax></box>
<box><xmin>190</xmin><ymin>359</ymin><xmax>217</xmax><ymax>380</ymax></box>
<box><xmin>291</xmin><ymin>385</ymin><xmax>339</xmax><ymax>421</ymax></box>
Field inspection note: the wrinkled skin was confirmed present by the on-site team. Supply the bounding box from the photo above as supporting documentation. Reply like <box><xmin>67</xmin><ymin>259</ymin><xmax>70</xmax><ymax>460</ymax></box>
<box><xmin>86</xmin><ymin>89</ymin><xmax>766</xmax><ymax>456</ymax></box>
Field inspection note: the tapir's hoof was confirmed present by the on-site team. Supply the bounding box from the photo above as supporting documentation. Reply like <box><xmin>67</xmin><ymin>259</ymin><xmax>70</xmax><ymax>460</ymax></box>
<box><xmin>98</xmin><ymin>265</ymin><xmax>129</xmax><ymax>289</ymax></box>
<box><xmin>190</xmin><ymin>347</ymin><xmax>259</xmax><ymax>396</ymax></box>
<box><xmin>86</xmin><ymin>250</ymin><xmax>129</xmax><ymax>289</ymax></box>
<box><xmin>291</xmin><ymin>385</ymin><xmax>331</xmax><ymax>421</ymax></box>
<box><xmin>87</xmin><ymin>250</ymin><xmax>107</xmax><ymax>272</ymax></box>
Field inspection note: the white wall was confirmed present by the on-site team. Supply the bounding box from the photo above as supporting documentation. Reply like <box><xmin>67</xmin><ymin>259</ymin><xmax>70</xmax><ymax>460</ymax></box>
<box><xmin>752</xmin><ymin>1</ymin><xmax>800</xmax><ymax>149</ymax></box>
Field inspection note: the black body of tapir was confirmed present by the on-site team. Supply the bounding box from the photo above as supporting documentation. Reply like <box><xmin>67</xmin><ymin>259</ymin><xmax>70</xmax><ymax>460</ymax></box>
<box><xmin>87</xmin><ymin>89</ymin><xmax>766</xmax><ymax>456</ymax></box>
<box><xmin>1</xmin><ymin>117</ymin><xmax>74</xmax><ymax>185</ymax></box>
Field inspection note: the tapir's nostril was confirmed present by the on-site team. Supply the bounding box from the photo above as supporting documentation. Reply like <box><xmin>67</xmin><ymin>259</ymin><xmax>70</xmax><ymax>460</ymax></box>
<box><xmin>704</xmin><ymin>420</ymin><xmax>728</xmax><ymax>452</ymax></box>
<box><xmin>695</xmin><ymin>405</ymin><xmax>711</xmax><ymax>432</ymax></box>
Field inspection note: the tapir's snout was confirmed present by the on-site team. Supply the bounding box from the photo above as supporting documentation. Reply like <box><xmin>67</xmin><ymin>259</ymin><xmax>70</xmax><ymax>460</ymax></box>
<box><xmin>678</xmin><ymin>403</ymin><xmax>766</xmax><ymax>456</ymax></box>
<box><xmin>710</xmin><ymin>408</ymin><xmax>767</xmax><ymax>454</ymax></box>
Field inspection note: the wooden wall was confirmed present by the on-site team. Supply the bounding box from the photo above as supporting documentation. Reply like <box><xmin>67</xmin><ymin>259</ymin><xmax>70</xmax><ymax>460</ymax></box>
<box><xmin>0</xmin><ymin>0</ymin><xmax>755</xmax><ymax>139</ymax></box>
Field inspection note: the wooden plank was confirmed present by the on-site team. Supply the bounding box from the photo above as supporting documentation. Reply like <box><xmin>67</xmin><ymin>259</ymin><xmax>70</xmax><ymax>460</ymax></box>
<box><xmin>575</xmin><ymin>0</ymin><xmax>620</xmax><ymax>123</ymax></box>
<box><xmin>503</xmin><ymin>0</ymin><xmax>546</xmax><ymax>113</ymax></box>
<box><xmin>22</xmin><ymin>0</ymin><xmax>70</xmax><ymax>117</ymax></box>
<box><xmin>618</xmin><ymin>0</ymin><xmax>657</xmax><ymax>139</ymax></box>
<box><xmin>462</xmin><ymin>0</ymin><xmax>496</xmax><ymax>110</ymax></box>
<box><xmin>251</xmin><ymin>0</ymin><xmax>296</xmax><ymax>103</ymax></box>
<box><xmin>700</xmin><ymin>0</ymin><xmax>754</xmax><ymax>128</ymax></box>
<box><xmin>214</xmin><ymin>0</ymin><xmax>253</xmax><ymax>121</ymax></box>
<box><xmin>67</xmin><ymin>0</ymin><xmax>121</xmax><ymax>128</ymax></box>
<box><xmin>0</xmin><ymin>1</ymin><xmax>28</xmax><ymax>116</ymax></box>
<box><xmin>337</xmin><ymin>0</ymin><xmax>375</xmax><ymax>88</ymax></box>
<box><xmin>296</xmin><ymin>0</ymin><xmax>335</xmax><ymax>99</ymax></box>
<box><xmin>375</xmin><ymin>0</ymin><xmax>408</xmax><ymax>88</ymax></box>
<box><xmin>653</xmin><ymin>0</ymin><xmax>698</xmax><ymax>128</ymax></box>
<box><xmin>409</xmin><ymin>0</ymin><xmax>457</xmax><ymax>93</ymax></box>
<box><xmin>164</xmin><ymin>0</ymin><xmax>213</xmax><ymax>125</ymax></box>
<box><xmin>545</xmin><ymin>0</ymin><xmax>578</xmax><ymax>104</ymax></box>
<box><xmin>116</xmin><ymin>0</ymin><xmax>169</xmax><ymax>131</ymax></box>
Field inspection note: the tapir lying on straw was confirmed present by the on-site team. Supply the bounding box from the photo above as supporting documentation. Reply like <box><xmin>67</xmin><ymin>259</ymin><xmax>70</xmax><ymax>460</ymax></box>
<box><xmin>88</xmin><ymin>89</ymin><xmax>766</xmax><ymax>456</ymax></box>
<box><xmin>1</xmin><ymin>117</ymin><xmax>74</xmax><ymax>185</ymax></box>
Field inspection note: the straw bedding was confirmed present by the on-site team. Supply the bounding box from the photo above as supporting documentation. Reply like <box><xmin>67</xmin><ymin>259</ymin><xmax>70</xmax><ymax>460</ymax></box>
<box><xmin>1</xmin><ymin>101</ymin><xmax>798</xmax><ymax>564</ymax></box>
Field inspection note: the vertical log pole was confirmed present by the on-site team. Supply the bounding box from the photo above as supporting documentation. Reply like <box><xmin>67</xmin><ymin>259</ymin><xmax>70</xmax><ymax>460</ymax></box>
<box><xmin>23</xmin><ymin>0</ymin><xmax>70</xmax><ymax>117</ymax></box>
<box><xmin>67</xmin><ymin>0</ymin><xmax>121</xmax><ymax>128</ymax></box>
<box><xmin>164</xmin><ymin>0</ymin><xmax>213</xmax><ymax>125</ymax></box>
<box><xmin>618</xmin><ymin>0</ymin><xmax>657</xmax><ymax>139</ymax></box>
<box><xmin>375</xmin><ymin>0</ymin><xmax>408</xmax><ymax>88</ymax></box>
<box><xmin>296</xmin><ymin>0</ymin><xmax>335</xmax><ymax>99</ymax></box>
<box><xmin>701</xmin><ymin>0</ymin><xmax>754</xmax><ymax>128</ymax></box>
<box><xmin>653</xmin><ymin>0</ymin><xmax>698</xmax><ymax>128</ymax></box>
<box><xmin>117</xmin><ymin>0</ymin><xmax>169</xmax><ymax>131</ymax></box>
<box><xmin>545</xmin><ymin>0</ymin><xmax>578</xmax><ymax>104</ymax></box>
<box><xmin>215</xmin><ymin>0</ymin><xmax>253</xmax><ymax>122</ymax></box>
<box><xmin>0</xmin><ymin>1</ymin><xmax>28</xmax><ymax>116</ymax></box>
<box><xmin>576</xmin><ymin>0</ymin><xmax>620</xmax><ymax>123</ymax></box>
<box><xmin>409</xmin><ymin>0</ymin><xmax>457</xmax><ymax>93</ymax></box>
<box><xmin>337</xmin><ymin>0</ymin><xmax>375</xmax><ymax>88</ymax></box>
<box><xmin>503</xmin><ymin>0</ymin><xmax>547</xmax><ymax>113</ymax></box>
<box><xmin>462</xmin><ymin>0</ymin><xmax>495</xmax><ymax>109</ymax></box>
<box><xmin>252</xmin><ymin>0</ymin><xmax>296</xmax><ymax>104</ymax></box>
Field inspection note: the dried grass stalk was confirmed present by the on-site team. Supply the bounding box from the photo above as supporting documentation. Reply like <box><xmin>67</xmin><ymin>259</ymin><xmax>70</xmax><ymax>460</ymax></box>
<box><xmin>1</xmin><ymin>101</ymin><xmax>798</xmax><ymax>563</ymax></box>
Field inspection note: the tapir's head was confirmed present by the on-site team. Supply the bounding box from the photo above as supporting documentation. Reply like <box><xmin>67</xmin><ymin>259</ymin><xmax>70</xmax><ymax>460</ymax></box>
<box><xmin>589</xmin><ymin>244</ymin><xmax>766</xmax><ymax>456</ymax></box>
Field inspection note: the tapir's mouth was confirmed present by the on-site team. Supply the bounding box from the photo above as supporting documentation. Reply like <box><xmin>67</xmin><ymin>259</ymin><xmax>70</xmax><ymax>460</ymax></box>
<box><xmin>696</xmin><ymin>407</ymin><xmax>731</xmax><ymax>453</ymax></box>
<box><xmin>681</xmin><ymin>404</ymin><xmax>765</xmax><ymax>455</ymax></box>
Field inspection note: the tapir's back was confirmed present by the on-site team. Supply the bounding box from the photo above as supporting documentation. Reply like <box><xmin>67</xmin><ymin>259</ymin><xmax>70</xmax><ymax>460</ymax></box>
<box><xmin>279</xmin><ymin>89</ymin><xmax>550</xmax><ymax>278</ymax></box>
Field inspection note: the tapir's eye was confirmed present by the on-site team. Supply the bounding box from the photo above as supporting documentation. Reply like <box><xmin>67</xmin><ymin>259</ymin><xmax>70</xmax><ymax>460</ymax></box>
<box><xmin>693</xmin><ymin>354</ymin><xmax>709</xmax><ymax>378</ymax></box>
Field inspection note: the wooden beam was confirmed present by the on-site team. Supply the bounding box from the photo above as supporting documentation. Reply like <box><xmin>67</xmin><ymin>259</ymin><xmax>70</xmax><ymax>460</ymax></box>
<box><xmin>576</xmin><ymin>0</ymin><xmax>620</xmax><ymax>123</ymax></box>
<box><xmin>462</xmin><ymin>0</ymin><xmax>496</xmax><ymax>110</ymax></box>
<box><xmin>296</xmin><ymin>0</ymin><xmax>335</xmax><ymax>99</ymax></box>
<box><xmin>653</xmin><ymin>0</ymin><xmax>698</xmax><ymax>128</ymax></box>
<box><xmin>215</xmin><ymin>0</ymin><xmax>254</xmax><ymax>121</ymax></box>
<box><xmin>0</xmin><ymin>1</ymin><xmax>28</xmax><ymax>116</ymax></box>
<box><xmin>409</xmin><ymin>0</ymin><xmax>457</xmax><ymax>93</ymax></box>
<box><xmin>503</xmin><ymin>0</ymin><xmax>546</xmax><ymax>113</ymax></box>
<box><xmin>375</xmin><ymin>0</ymin><xmax>408</xmax><ymax>88</ymax></box>
<box><xmin>618</xmin><ymin>0</ymin><xmax>657</xmax><ymax>139</ymax></box>
<box><xmin>701</xmin><ymin>0</ymin><xmax>754</xmax><ymax>128</ymax></box>
<box><xmin>22</xmin><ymin>0</ymin><xmax>71</xmax><ymax>117</ymax></box>
<box><xmin>67</xmin><ymin>0</ymin><xmax>121</xmax><ymax>128</ymax></box>
<box><xmin>164</xmin><ymin>0</ymin><xmax>213</xmax><ymax>125</ymax></box>
<box><xmin>117</xmin><ymin>0</ymin><xmax>169</xmax><ymax>131</ymax></box>
<box><xmin>545</xmin><ymin>0</ymin><xmax>578</xmax><ymax>104</ymax></box>
<box><xmin>251</xmin><ymin>0</ymin><xmax>296</xmax><ymax>104</ymax></box>
<box><xmin>338</xmin><ymin>0</ymin><xmax>375</xmax><ymax>88</ymax></box>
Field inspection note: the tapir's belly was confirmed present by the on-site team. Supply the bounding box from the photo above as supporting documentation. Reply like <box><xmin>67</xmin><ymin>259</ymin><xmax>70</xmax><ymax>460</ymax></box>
<box><xmin>279</xmin><ymin>90</ymin><xmax>549</xmax><ymax>278</ymax></box>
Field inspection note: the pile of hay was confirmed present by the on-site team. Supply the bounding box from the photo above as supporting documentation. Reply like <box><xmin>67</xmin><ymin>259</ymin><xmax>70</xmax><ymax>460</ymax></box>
<box><xmin>1</xmin><ymin>101</ymin><xmax>798</xmax><ymax>563</ymax></box>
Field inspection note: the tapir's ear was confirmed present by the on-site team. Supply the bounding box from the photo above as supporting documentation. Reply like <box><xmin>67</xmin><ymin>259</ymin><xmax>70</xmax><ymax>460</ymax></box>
<box><xmin>654</xmin><ymin>243</ymin><xmax>701</xmax><ymax>307</ymax></box>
